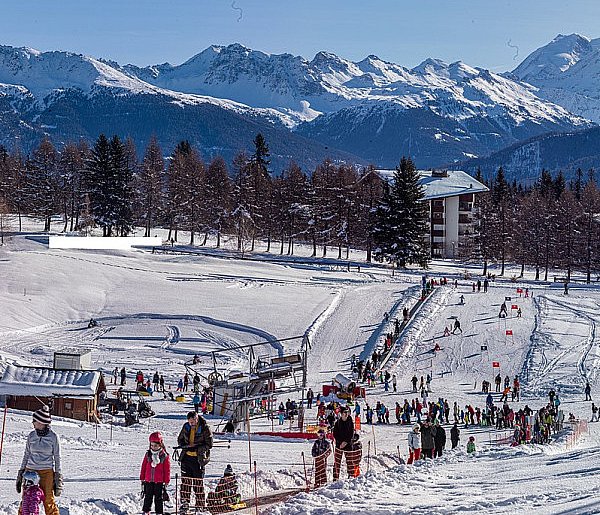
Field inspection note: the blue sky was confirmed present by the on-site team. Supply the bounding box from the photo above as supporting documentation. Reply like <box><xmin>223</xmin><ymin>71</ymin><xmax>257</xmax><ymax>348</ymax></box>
<box><xmin>1</xmin><ymin>1</ymin><xmax>599</xmax><ymax>70</ymax></box>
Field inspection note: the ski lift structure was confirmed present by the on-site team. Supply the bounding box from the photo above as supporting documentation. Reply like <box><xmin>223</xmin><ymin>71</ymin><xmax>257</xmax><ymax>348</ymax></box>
<box><xmin>184</xmin><ymin>335</ymin><xmax>310</xmax><ymax>432</ymax></box>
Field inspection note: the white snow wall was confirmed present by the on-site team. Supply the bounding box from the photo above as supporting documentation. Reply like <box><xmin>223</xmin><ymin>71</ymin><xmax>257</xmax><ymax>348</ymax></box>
<box><xmin>49</xmin><ymin>236</ymin><xmax>162</xmax><ymax>250</ymax></box>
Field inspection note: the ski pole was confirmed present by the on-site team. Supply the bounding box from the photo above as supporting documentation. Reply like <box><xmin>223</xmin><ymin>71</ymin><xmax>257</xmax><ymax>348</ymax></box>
<box><xmin>175</xmin><ymin>473</ymin><xmax>178</xmax><ymax>515</ymax></box>
<box><xmin>367</xmin><ymin>440</ymin><xmax>371</xmax><ymax>474</ymax></box>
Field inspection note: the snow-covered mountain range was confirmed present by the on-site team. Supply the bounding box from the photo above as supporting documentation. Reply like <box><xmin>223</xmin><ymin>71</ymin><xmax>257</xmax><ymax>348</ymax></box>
<box><xmin>0</xmin><ymin>39</ymin><xmax>596</xmax><ymax>170</ymax></box>
<box><xmin>511</xmin><ymin>33</ymin><xmax>600</xmax><ymax>123</ymax></box>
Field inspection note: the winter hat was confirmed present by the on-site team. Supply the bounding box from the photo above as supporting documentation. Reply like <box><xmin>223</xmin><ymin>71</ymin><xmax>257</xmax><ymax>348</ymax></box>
<box><xmin>23</xmin><ymin>470</ymin><xmax>40</xmax><ymax>487</ymax></box>
<box><xmin>33</xmin><ymin>405</ymin><xmax>51</xmax><ymax>425</ymax></box>
<box><xmin>224</xmin><ymin>464</ymin><xmax>234</xmax><ymax>476</ymax></box>
<box><xmin>317</xmin><ymin>428</ymin><xmax>326</xmax><ymax>435</ymax></box>
<box><xmin>149</xmin><ymin>431</ymin><xmax>163</xmax><ymax>444</ymax></box>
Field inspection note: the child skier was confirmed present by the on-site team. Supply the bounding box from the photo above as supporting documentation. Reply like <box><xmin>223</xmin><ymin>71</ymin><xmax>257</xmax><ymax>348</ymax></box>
<box><xmin>207</xmin><ymin>464</ymin><xmax>241</xmax><ymax>509</ymax></box>
<box><xmin>140</xmin><ymin>431</ymin><xmax>171</xmax><ymax>515</ymax></box>
<box><xmin>467</xmin><ymin>436</ymin><xmax>476</xmax><ymax>453</ymax></box>
<box><xmin>20</xmin><ymin>470</ymin><xmax>45</xmax><ymax>515</ymax></box>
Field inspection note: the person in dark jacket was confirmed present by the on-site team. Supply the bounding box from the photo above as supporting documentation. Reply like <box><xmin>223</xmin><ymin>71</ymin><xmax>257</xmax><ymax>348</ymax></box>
<box><xmin>311</xmin><ymin>429</ymin><xmax>331</xmax><ymax>487</ymax></box>
<box><xmin>419</xmin><ymin>419</ymin><xmax>436</xmax><ymax>459</ymax></box>
<box><xmin>177</xmin><ymin>412</ymin><xmax>213</xmax><ymax>514</ymax></box>
<box><xmin>433</xmin><ymin>421</ymin><xmax>446</xmax><ymax>457</ymax></box>
<box><xmin>332</xmin><ymin>407</ymin><xmax>354</xmax><ymax>480</ymax></box>
<box><xmin>450</xmin><ymin>423</ymin><xmax>460</xmax><ymax>449</ymax></box>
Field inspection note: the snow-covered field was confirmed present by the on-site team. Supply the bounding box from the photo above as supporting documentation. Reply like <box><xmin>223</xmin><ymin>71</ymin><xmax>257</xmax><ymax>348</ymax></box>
<box><xmin>1</xmin><ymin>226</ymin><xmax>600</xmax><ymax>514</ymax></box>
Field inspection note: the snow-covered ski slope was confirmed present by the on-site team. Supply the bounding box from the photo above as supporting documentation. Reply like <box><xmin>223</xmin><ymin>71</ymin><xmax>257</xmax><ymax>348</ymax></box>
<box><xmin>1</xmin><ymin>225</ymin><xmax>600</xmax><ymax>514</ymax></box>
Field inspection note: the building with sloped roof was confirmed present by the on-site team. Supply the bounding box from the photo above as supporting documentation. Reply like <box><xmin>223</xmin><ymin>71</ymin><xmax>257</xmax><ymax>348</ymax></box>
<box><xmin>0</xmin><ymin>363</ymin><xmax>106</xmax><ymax>421</ymax></box>
<box><xmin>371</xmin><ymin>169</ymin><xmax>489</xmax><ymax>258</ymax></box>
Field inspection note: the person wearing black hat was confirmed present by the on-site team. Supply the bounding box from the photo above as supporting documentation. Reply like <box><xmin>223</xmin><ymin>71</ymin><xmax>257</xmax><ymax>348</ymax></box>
<box><xmin>207</xmin><ymin>464</ymin><xmax>240</xmax><ymax>509</ymax></box>
<box><xmin>332</xmin><ymin>406</ymin><xmax>354</xmax><ymax>481</ymax></box>
<box><xmin>311</xmin><ymin>428</ymin><xmax>331</xmax><ymax>487</ymax></box>
<box><xmin>17</xmin><ymin>405</ymin><xmax>62</xmax><ymax>515</ymax></box>
<box><xmin>177</xmin><ymin>411</ymin><xmax>213</xmax><ymax>513</ymax></box>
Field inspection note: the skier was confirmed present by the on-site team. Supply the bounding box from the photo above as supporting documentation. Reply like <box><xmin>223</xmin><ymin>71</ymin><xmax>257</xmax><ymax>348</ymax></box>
<box><xmin>20</xmin><ymin>471</ymin><xmax>45</xmax><ymax>515</ymax></box>
<box><xmin>177</xmin><ymin>411</ymin><xmax>213</xmax><ymax>513</ymax></box>
<box><xmin>477</xmin><ymin>280</ymin><xmax>481</xmax><ymax>292</ymax></box>
<box><xmin>467</xmin><ymin>436</ymin><xmax>476</xmax><ymax>454</ymax></box>
<box><xmin>495</xmin><ymin>373</ymin><xmax>501</xmax><ymax>393</ymax></box>
<box><xmin>112</xmin><ymin>367</ymin><xmax>118</xmax><ymax>385</ymax></box>
<box><xmin>585</xmin><ymin>382</ymin><xmax>592</xmax><ymax>401</ymax></box>
<box><xmin>311</xmin><ymin>428</ymin><xmax>331</xmax><ymax>488</ymax></box>
<box><xmin>483</xmin><ymin>278</ymin><xmax>489</xmax><ymax>292</ymax></box>
<box><xmin>459</xmin><ymin>295</ymin><xmax>465</xmax><ymax>305</ymax></box>
<box><xmin>517</xmin><ymin>308</ymin><xmax>522</xmax><ymax>318</ymax></box>
<box><xmin>407</xmin><ymin>425</ymin><xmax>421</xmax><ymax>464</ymax></box>
<box><xmin>392</xmin><ymin>374</ymin><xmax>397</xmax><ymax>392</ymax></box>
<box><xmin>443</xmin><ymin>326</ymin><xmax>451</xmax><ymax>337</ymax></box>
<box><xmin>433</xmin><ymin>420</ymin><xmax>446</xmax><ymax>457</ymax></box>
<box><xmin>499</xmin><ymin>302</ymin><xmax>508</xmax><ymax>318</ymax></box>
<box><xmin>153</xmin><ymin>371</ymin><xmax>160</xmax><ymax>391</ymax></box>
<box><xmin>411</xmin><ymin>375</ymin><xmax>418</xmax><ymax>392</ymax></box>
<box><xmin>450</xmin><ymin>423</ymin><xmax>460</xmax><ymax>449</ymax></box>
<box><xmin>332</xmin><ymin>407</ymin><xmax>355</xmax><ymax>481</ymax></box>
<box><xmin>159</xmin><ymin>375</ymin><xmax>165</xmax><ymax>393</ymax></box>
<box><xmin>207</xmin><ymin>465</ymin><xmax>240</xmax><ymax>509</ymax></box>
<box><xmin>140</xmin><ymin>431</ymin><xmax>170</xmax><ymax>515</ymax></box>
<box><xmin>564</xmin><ymin>282</ymin><xmax>569</xmax><ymax>295</ymax></box>
<box><xmin>591</xmin><ymin>404</ymin><xmax>599</xmax><ymax>423</ymax></box>
<box><xmin>307</xmin><ymin>388</ymin><xmax>314</xmax><ymax>409</ymax></box>
<box><xmin>452</xmin><ymin>319</ymin><xmax>462</xmax><ymax>334</ymax></box>
<box><xmin>120</xmin><ymin>367</ymin><xmax>127</xmax><ymax>386</ymax></box>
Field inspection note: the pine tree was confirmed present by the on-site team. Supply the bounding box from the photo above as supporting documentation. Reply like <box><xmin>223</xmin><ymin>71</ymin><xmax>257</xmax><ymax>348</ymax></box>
<box><xmin>25</xmin><ymin>138</ymin><xmax>59</xmax><ymax>231</ymax></box>
<box><xmin>205</xmin><ymin>156</ymin><xmax>233</xmax><ymax>248</ymax></box>
<box><xmin>372</xmin><ymin>157</ymin><xmax>430</xmax><ymax>267</ymax></box>
<box><xmin>138</xmin><ymin>136</ymin><xmax>164</xmax><ymax>237</ymax></box>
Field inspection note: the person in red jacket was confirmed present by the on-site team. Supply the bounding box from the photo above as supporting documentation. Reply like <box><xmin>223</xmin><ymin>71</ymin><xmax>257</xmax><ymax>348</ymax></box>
<box><xmin>140</xmin><ymin>431</ymin><xmax>171</xmax><ymax>515</ymax></box>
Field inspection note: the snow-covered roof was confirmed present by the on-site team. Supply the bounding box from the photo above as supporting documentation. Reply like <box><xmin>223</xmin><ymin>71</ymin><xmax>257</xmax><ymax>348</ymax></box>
<box><xmin>374</xmin><ymin>169</ymin><xmax>489</xmax><ymax>200</ymax></box>
<box><xmin>0</xmin><ymin>364</ymin><xmax>102</xmax><ymax>399</ymax></box>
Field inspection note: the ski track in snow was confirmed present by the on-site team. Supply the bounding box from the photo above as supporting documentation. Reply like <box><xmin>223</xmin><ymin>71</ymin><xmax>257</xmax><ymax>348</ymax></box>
<box><xmin>6</xmin><ymin>232</ymin><xmax>600</xmax><ymax>514</ymax></box>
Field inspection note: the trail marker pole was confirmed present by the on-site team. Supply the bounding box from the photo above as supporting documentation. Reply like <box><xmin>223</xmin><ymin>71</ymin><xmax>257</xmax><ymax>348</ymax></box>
<box><xmin>301</xmin><ymin>451</ymin><xmax>310</xmax><ymax>492</ymax></box>
<box><xmin>254</xmin><ymin>460</ymin><xmax>259</xmax><ymax>515</ymax></box>
<box><xmin>0</xmin><ymin>405</ymin><xmax>7</xmax><ymax>465</ymax></box>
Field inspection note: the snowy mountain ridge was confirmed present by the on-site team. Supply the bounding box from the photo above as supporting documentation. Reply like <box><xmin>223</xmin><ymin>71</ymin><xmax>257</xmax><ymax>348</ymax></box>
<box><xmin>0</xmin><ymin>39</ymin><xmax>596</xmax><ymax>170</ymax></box>
<box><xmin>122</xmin><ymin>42</ymin><xmax>587</xmax><ymax>129</ymax></box>
<box><xmin>511</xmin><ymin>33</ymin><xmax>600</xmax><ymax>123</ymax></box>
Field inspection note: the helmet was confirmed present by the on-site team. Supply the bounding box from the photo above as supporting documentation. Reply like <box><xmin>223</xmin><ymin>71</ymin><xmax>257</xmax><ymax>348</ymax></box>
<box><xmin>224</xmin><ymin>464</ymin><xmax>234</xmax><ymax>476</ymax></box>
<box><xmin>23</xmin><ymin>470</ymin><xmax>40</xmax><ymax>487</ymax></box>
<box><xmin>413</xmin><ymin>425</ymin><xmax>420</xmax><ymax>432</ymax></box>
<box><xmin>149</xmin><ymin>431</ymin><xmax>163</xmax><ymax>444</ymax></box>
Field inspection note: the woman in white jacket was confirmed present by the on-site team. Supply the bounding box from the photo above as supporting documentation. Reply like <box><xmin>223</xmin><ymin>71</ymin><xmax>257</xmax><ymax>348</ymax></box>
<box><xmin>16</xmin><ymin>405</ymin><xmax>62</xmax><ymax>515</ymax></box>
<box><xmin>407</xmin><ymin>425</ymin><xmax>421</xmax><ymax>464</ymax></box>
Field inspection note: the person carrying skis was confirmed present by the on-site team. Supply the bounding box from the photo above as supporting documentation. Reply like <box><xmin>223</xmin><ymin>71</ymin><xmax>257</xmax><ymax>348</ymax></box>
<box><xmin>332</xmin><ymin>406</ymin><xmax>354</xmax><ymax>481</ymax></box>
<box><xmin>407</xmin><ymin>425</ymin><xmax>421</xmax><ymax>464</ymax></box>
<box><xmin>177</xmin><ymin>411</ymin><xmax>213</xmax><ymax>513</ymax></box>
<box><xmin>311</xmin><ymin>428</ymin><xmax>331</xmax><ymax>487</ymax></box>
<box><xmin>450</xmin><ymin>423</ymin><xmax>460</xmax><ymax>449</ymax></box>
<box><xmin>140</xmin><ymin>431</ymin><xmax>170</xmax><ymax>515</ymax></box>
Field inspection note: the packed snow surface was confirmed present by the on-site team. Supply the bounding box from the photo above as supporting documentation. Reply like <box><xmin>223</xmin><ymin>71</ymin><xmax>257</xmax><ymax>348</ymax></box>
<box><xmin>1</xmin><ymin>224</ymin><xmax>600</xmax><ymax>514</ymax></box>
